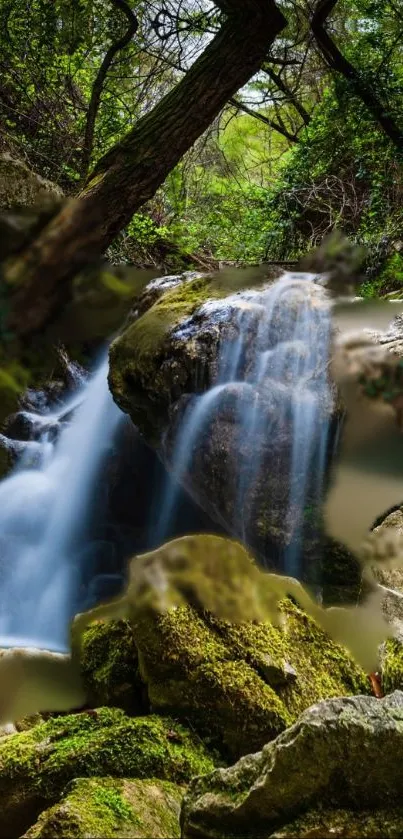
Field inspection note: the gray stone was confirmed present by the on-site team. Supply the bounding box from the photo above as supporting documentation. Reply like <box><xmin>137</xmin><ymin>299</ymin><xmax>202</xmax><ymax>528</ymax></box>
<box><xmin>0</xmin><ymin>153</ymin><xmax>62</xmax><ymax>211</ymax></box>
<box><xmin>181</xmin><ymin>691</ymin><xmax>403</xmax><ymax>838</ymax></box>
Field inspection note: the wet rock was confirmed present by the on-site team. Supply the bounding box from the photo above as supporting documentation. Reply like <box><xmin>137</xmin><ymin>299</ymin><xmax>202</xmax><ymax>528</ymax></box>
<box><xmin>109</xmin><ymin>273</ymin><xmax>336</xmax><ymax>566</ymax></box>
<box><xmin>0</xmin><ymin>434</ymin><xmax>52</xmax><ymax>471</ymax></box>
<box><xmin>88</xmin><ymin>574</ymin><xmax>125</xmax><ymax>603</ymax></box>
<box><xmin>108</xmin><ymin>272</ymin><xmax>360</xmax><ymax>597</ymax></box>
<box><xmin>77</xmin><ymin>541</ymin><xmax>119</xmax><ymax>586</ymax></box>
<box><xmin>22</xmin><ymin>777</ymin><xmax>183</xmax><ymax>839</ymax></box>
<box><xmin>0</xmin><ymin>707</ymin><xmax>216</xmax><ymax>838</ymax></box>
<box><xmin>181</xmin><ymin>691</ymin><xmax>403</xmax><ymax>839</ymax></box>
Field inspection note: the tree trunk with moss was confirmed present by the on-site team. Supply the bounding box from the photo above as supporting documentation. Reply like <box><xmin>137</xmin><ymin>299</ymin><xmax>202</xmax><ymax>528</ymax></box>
<box><xmin>3</xmin><ymin>0</ymin><xmax>286</xmax><ymax>340</ymax></box>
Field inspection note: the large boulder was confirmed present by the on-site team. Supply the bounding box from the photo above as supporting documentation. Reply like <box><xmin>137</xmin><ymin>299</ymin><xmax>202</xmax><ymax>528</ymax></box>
<box><xmin>75</xmin><ymin>536</ymin><xmax>369</xmax><ymax>762</ymax></box>
<box><xmin>181</xmin><ymin>691</ymin><xmax>403</xmax><ymax>838</ymax></box>
<box><xmin>22</xmin><ymin>777</ymin><xmax>183</xmax><ymax>839</ymax></box>
<box><xmin>0</xmin><ymin>707</ymin><xmax>216</xmax><ymax>838</ymax></box>
<box><xmin>109</xmin><ymin>272</ymin><xmax>358</xmax><ymax>597</ymax></box>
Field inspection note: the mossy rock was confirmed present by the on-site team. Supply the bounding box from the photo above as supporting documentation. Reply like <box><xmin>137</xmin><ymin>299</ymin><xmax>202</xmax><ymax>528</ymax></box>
<box><xmin>270</xmin><ymin>808</ymin><xmax>403</xmax><ymax>837</ymax></box>
<box><xmin>381</xmin><ymin>638</ymin><xmax>403</xmax><ymax>694</ymax></box>
<box><xmin>22</xmin><ymin>777</ymin><xmax>183</xmax><ymax>838</ymax></box>
<box><xmin>131</xmin><ymin>600</ymin><xmax>369</xmax><ymax>761</ymax></box>
<box><xmin>80</xmin><ymin>620</ymin><xmax>146</xmax><ymax>714</ymax></box>
<box><xmin>108</xmin><ymin>271</ymin><xmax>269</xmax><ymax>444</ymax></box>
<box><xmin>109</xmin><ymin>273</ymin><xmax>222</xmax><ymax>441</ymax></box>
<box><xmin>72</xmin><ymin>535</ymin><xmax>370</xmax><ymax>762</ymax></box>
<box><xmin>181</xmin><ymin>691</ymin><xmax>403</xmax><ymax>839</ymax></box>
<box><xmin>0</xmin><ymin>707</ymin><xmax>217</xmax><ymax>838</ymax></box>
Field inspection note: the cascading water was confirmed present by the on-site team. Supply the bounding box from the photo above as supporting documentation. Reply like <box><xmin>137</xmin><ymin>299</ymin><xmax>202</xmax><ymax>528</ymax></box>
<box><xmin>0</xmin><ymin>354</ymin><xmax>123</xmax><ymax>652</ymax></box>
<box><xmin>155</xmin><ymin>272</ymin><xmax>333</xmax><ymax>580</ymax></box>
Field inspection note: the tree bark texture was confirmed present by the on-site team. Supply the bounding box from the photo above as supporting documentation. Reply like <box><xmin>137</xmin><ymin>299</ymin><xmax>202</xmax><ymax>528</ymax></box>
<box><xmin>4</xmin><ymin>0</ymin><xmax>286</xmax><ymax>339</ymax></box>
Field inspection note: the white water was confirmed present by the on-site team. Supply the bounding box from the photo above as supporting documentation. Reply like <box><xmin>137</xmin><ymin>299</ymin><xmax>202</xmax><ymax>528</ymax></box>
<box><xmin>156</xmin><ymin>272</ymin><xmax>332</xmax><ymax>577</ymax></box>
<box><xmin>0</xmin><ymin>355</ymin><xmax>122</xmax><ymax>652</ymax></box>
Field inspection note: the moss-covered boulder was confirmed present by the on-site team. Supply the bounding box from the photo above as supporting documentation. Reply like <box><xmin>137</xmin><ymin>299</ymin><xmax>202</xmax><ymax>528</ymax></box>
<box><xmin>79</xmin><ymin>620</ymin><xmax>146</xmax><ymax>714</ymax></box>
<box><xmin>108</xmin><ymin>272</ymin><xmax>226</xmax><ymax>444</ymax></box>
<box><xmin>22</xmin><ymin>777</ymin><xmax>183</xmax><ymax>838</ymax></box>
<box><xmin>73</xmin><ymin>535</ymin><xmax>370</xmax><ymax>761</ymax></box>
<box><xmin>132</xmin><ymin>601</ymin><xmax>369</xmax><ymax>761</ymax></box>
<box><xmin>181</xmin><ymin>691</ymin><xmax>403</xmax><ymax>839</ymax></box>
<box><xmin>0</xmin><ymin>707</ymin><xmax>216</xmax><ymax>838</ymax></box>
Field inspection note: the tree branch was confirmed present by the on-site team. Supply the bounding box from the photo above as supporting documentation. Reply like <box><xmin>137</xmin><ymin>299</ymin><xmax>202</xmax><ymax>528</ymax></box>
<box><xmin>4</xmin><ymin>0</ymin><xmax>286</xmax><ymax>338</ymax></box>
<box><xmin>311</xmin><ymin>0</ymin><xmax>403</xmax><ymax>151</ymax></box>
<box><xmin>263</xmin><ymin>65</ymin><xmax>311</xmax><ymax>126</ymax></box>
<box><xmin>80</xmin><ymin>0</ymin><xmax>138</xmax><ymax>179</ymax></box>
<box><xmin>229</xmin><ymin>97</ymin><xmax>299</xmax><ymax>143</ymax></box>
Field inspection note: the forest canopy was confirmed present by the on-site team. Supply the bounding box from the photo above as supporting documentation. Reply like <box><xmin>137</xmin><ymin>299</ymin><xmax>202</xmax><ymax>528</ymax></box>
<box><xmin>0</xmin><ymin>0</ymin><xmax>402</xmax><ymax>328</ymax></box>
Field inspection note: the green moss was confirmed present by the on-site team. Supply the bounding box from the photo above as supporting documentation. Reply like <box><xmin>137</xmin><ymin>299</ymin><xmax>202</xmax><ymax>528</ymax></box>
<box><xmin>0</xmin><ymin>362</ymin><xmax>30</xmax><ymax>424</ymax></box>
<box><xmin>110</xmin><ymin>274</ymin><xmax>216</xmax><ymax>369</ymax></box>
<box><xmin>131</xmin><ymin>598</ymin><xmax>369</xmax><ymax>761</ymax></box>
<box><xmin>361</xmin><ymin>253</ymin><xmax>403</xmax><ymax>298</ymax></box>
<box><xmin>204</xmin><ymin>598</ymin><xmax>369</xmax><ymax>720</ymax></box>
<box><xmin>79</xmin><ymin>620</ymin><xmax>145</xmax><ymax>713</ymax></box>
<box><xmin>381</xmin><ymin>638</ymin><xmax>403</xmax><ymax>694</ymax></box>
<box><xmin>23</xmin><ymin>777</ymin><xmax>183</xmax><ymax>838</ymax></box>
<box><xmin>0</xmin><ymin>707</ymin><xmax>217</xmax><ymax>836</ymax></box>
<box><xmin>108</xmin><ymin>273</ymin><xmax>231</xmax><ymax>432</ymax></box>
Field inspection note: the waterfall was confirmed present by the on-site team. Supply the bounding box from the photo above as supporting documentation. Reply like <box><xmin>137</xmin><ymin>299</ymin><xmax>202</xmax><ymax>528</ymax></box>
<box><xmin>0</xmin><ymin>355</ymin><xmax>123</xmax><ymax>652</ymax></box>
<box><xmin>155</xmin><ymin>272</ymin><xmax>332</xmax><ymax>579</ymax></box>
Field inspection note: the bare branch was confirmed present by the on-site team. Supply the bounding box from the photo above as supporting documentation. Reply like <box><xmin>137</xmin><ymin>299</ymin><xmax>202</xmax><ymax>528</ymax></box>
<box><xmin>229</xmin><ymin>97</ymin><xmax>299</xmax><ymax>143</ymax></box>
<box><xmin>80</xmin><ymin>0</ymin><xmax>139</xmax><ymax>179</ymax></box>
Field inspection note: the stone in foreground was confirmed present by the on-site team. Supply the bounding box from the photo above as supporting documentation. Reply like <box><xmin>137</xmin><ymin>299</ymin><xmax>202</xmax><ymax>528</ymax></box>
<box><xmin>0</xmin><ymin>707</ymin><xmax>216</xmax><ymax>838</ymax></box>
<box><xmin>181</xmin><ymin>691</ymin><xmax>403</xmax><ymax>838</ymax></box>
<box><xmin>22</xmin><ymin>777</ymin><xmax>183</xmax><ymax>838</ymax></box>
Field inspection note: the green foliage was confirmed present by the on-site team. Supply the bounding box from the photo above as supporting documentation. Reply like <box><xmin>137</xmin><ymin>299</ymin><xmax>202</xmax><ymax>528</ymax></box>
<box><xmin>262</xmin><ymin>79</ymin><xmax>402</xmax><ymax>273</ymax></box>
<box><xmin>0</xmin><ymin>0</ymin><xmax>401</xmax><ymax>270</ymax></box>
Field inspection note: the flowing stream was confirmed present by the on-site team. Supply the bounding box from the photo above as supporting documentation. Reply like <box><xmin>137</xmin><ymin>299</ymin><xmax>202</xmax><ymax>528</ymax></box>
<box><xmin>0</xmin><ymin>355</ymin><xmax>123</xmax><ymax>652</ymax></box>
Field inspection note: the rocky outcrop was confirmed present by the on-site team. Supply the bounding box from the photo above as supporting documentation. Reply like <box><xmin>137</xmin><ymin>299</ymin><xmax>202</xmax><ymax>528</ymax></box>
<box><xmin>0</xmin><ymin>707</ymin><xmax>215</xmax><ymax>838</ymax></box>
<box><xmin>181</xmin><ymin>691</ymin><xmax>403</xmax><ymax>839</ymax></box>
<box><xmin>22</xmin><ymin>777</ymin><xmax>183</xmax><ymax>839</ymax></box>
<box><xmin>0</xmin><ymin>153</ymin><xmax>63</xmax><ymax>211</ymax></box>
<box><xmin>109</xmin><ymin>272</ymin><xmax>358</xmax><ymax>598</ymax></box>
<box><xmin>75</xmin><ymin>536</ymin><xmax>370</xmax><ymax>762</ymax></box>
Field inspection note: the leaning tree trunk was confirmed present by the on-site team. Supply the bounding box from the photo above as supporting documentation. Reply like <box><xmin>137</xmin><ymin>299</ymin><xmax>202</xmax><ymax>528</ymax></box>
<box><xmin>311</xmin><ymin>0</ymin><xmax>403</xmax><ymax>152</ymax></box>
<box><xmin>3</xmin><ymin>0</ymin><xmax>286</xmax><ymax>339</ymax></box>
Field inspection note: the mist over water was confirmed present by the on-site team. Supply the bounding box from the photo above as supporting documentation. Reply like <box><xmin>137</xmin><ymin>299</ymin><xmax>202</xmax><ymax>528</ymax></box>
<box><xmin>0</xmin><ymin>355</ymin><xmax>123</xmax><ymax>652</ymax></box>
